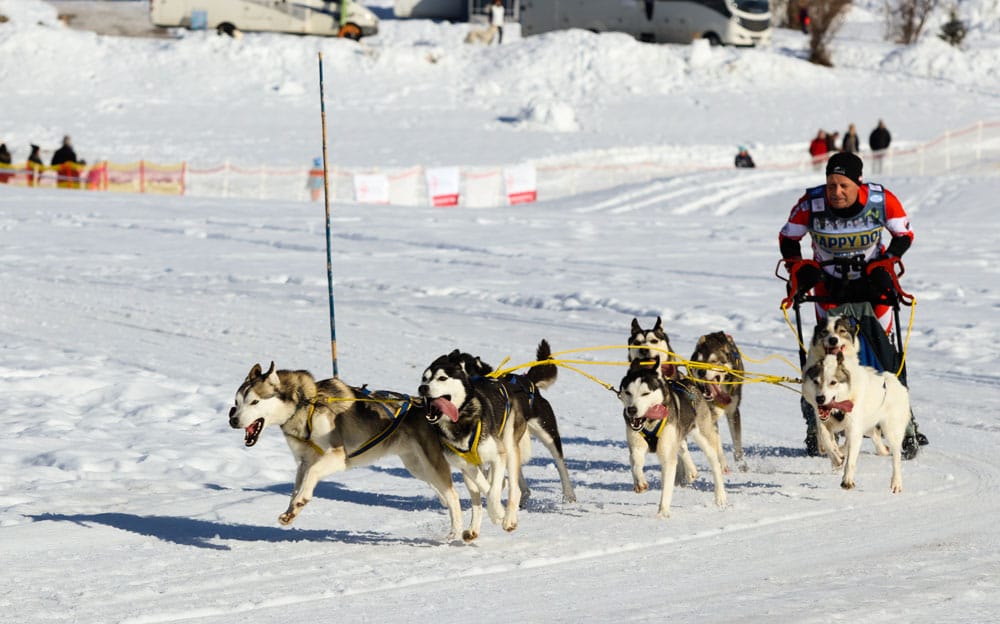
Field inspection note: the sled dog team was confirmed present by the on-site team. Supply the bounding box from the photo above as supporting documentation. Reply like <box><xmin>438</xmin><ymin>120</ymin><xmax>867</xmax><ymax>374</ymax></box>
<box><xmin>227</xmin><ymin>315</ymin><xmax>912</xmax><ymax>541</ymax></box>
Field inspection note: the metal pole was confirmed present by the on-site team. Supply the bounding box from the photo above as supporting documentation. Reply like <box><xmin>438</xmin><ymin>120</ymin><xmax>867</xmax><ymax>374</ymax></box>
<box><xmin>319</xmin><ymin>52</ymin><xmax>338</xmax><ymax>378</ymax></box>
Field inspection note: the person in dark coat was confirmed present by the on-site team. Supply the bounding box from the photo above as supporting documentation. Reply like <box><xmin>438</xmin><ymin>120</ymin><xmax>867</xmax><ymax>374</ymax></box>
<box><xmin>51</xmin><ymin>135</ymin><xmax>82</xmax><ymax>188</ymax></box>
<box><xmin>27</xmin><ymin>144</ymin><xmax>44</xmax><ymax>187</ymax></box>
<box><xmin>0</xmin><ymin>143</ymin><xmax>12</xmax><ymax>184</ymax></box>
<box><xmin>869</xmin><ymin>120</ymin><xmax>892</xmax><ymax>173</ymax></box>
<box><xmin>734</xmin><ymin>146</ymin><xmax>756</xmax><ymax>168</ymax></box>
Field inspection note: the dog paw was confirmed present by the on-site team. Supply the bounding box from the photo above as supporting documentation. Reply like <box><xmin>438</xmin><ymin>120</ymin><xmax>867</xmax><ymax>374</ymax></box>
<box><xmin>278</xmin><ymin>512</ymin><xmax>296</xmax><ymax>525</ymax></box>
<box><xmin>715</xmin><ymin>495</ymin><xmax>728</xmax><ymax>508</ymax></box>
<box><xmin>656</xmin><ymin>509</ymin><xmax>671</xmax><ymax>519</ymax></box>
<box><xmin>563</xmin><ymin>492</ymin><xmax>577</xmax><ymax>503</ymax></box>
<box><xmin>841</xmin><ymin>479</ymin><xmax>856</xmax><ymax>490</ymax></box>
<box><xmin>891</xmin><ymin>481</ymin><xmax>902</xmax><ymax>494</ymax></box>
<box><xmin>502</xmin><ymin>519</ymin><xmax>518</xmax><ymax>532</ymax></box>
<box><xmin>634</xmin><ymin>481</ymin><xmax>649</xmax><ymax>493</ymax></box>
<box><xmin>462</xmin><ymin>529</ymin><xmax>479</xmax><ymax>542</ymax></box>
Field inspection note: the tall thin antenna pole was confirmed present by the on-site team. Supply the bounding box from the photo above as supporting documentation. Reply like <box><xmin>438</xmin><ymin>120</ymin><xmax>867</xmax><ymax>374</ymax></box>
<box><xmin>318</xmin><ymin>52</ymin><xmax>338</xmax><ymax>378</ymax></box>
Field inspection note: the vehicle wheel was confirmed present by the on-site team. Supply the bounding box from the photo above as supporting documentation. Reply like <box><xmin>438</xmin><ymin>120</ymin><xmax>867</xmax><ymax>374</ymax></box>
<box><xmin>339</xmin><ymin>23</ymin><xmax>362</xmax><ymax>40</ymax></box>
<box><xmin>216</xmin><ymin>22</ymin><xmax>239</xmax><ymax>37</ymax></box>
<box><xmin>703</xmin><ymin>32</ymin><xmax>722</xmax><ymax>46</ymax></box>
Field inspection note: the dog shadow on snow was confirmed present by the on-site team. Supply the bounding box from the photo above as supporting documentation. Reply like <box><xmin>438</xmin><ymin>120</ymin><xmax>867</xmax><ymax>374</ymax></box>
<box><xmin>29</xmin><ymin>511</ymin><xmax>439</xmax><ymax>550</ymax></box>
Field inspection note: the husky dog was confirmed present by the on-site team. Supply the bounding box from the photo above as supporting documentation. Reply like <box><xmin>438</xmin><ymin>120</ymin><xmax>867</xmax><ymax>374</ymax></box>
<box><xmin>804</xmin><ymin>315</ymin><xmax>889</xmax><ymax>456</ymax></box>
<box><xmin>445</xmin><ymin>343</ymin><xmax>576</xmax><ymax>508</ymax></box>
<box><xmin>616</xmin><ymin>357</ymin><xmax>727</xmax><ymax>518</ymax></box>
<box><xmin>689</xmin><ymin>331</ymin><xmax>746</xmax><ymax>472</ymax></box>
<box><xmin>419</xmin><ymin>340</ymin><xmax>564</xmax><ymax>541</ymax></box>
<box><xmin>628</xmin><ymin>317</ymin><xmax>682</xmax><ymax>380</ymax></box>
<box><xmin>228</xmin><ymin>362</ymin><xmax>463</xmax><ymax>540</ymax></box>
<box><xmin>806</xmin><ymin>315</ymin><xmax>860</xmax><ymax>367</ymax></box>
<box><xmin>801</xmin><ymin>352</ymin><xmax>910</xmax><ymax>492</ymax></box>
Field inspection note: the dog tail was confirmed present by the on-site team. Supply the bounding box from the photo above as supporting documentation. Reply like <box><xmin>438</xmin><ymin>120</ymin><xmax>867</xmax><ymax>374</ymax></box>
<box><xmin>527</xmin><ymin>339</ymin><xmax>557</xmax><ymax>389</ymax></box>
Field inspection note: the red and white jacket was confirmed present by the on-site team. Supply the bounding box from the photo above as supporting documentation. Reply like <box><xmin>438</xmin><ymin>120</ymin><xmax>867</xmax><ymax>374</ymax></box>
<box><xmin>780</xmin><ymin>183</ymin><xmax>913</xmax><ymax>280</ymax></box>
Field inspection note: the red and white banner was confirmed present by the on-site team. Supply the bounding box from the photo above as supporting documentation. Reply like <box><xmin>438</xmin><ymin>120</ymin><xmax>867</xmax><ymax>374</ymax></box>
<box><xmin>353</xmin><ymin>173</ymin><xmax>390</xmax><ymax>204</ymax></box>
<box><xmin>425</xmin><ymin>167</ymin><xmax>460</xmax><ymax>207</ymax></box>
<box><xmin>504</xmin><ymin>163</ymin><xmax>537</xmax><ymax>205</ymax></box>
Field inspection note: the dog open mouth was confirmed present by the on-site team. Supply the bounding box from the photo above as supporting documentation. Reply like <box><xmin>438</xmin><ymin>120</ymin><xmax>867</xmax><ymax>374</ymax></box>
<box><xmin>244</xmin><ymin>418</ymin><xmax>265</xmax><ymax>446</ymax></box>
<box><xmin>816</xmin><ymin>400</ymin><xmax>853</xmax><ymax>421</ymax></box>
<box><xmin>823</xmin><ymin>343</ymin><xmax>846</xmax><ymax>355</ymax></box>
<box><xmin>427</xmin><ymin>396</ymin><xmax>459</xmax><ymax>423</ymax></box>
<box><xmin>702</xmin><ymin>382</ymin><xmax>732</xmax><ymax>406</ymax></box>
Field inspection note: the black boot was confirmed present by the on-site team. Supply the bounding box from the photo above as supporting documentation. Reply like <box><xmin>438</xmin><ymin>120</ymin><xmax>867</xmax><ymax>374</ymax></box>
<box><xmin>902</xmin><ymin>434</ymin><xmax>919</xmax><ymax>460</ymax></box>
<box><xmin>801</xmin><ymin>398</ymin><xmax>821</xmax><ymax>456</ymax></box>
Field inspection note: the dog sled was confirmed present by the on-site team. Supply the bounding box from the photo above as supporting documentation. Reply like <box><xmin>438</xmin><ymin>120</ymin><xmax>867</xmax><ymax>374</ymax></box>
<box><xmin>777</xmin><ymin>256</ymin><xmax>928</xmax><ymax>459</ymax></box>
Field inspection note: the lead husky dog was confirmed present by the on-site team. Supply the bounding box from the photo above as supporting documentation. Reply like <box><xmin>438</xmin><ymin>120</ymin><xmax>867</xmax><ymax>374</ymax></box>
<box><xmin>616</xmin><ymin>357</ymin><xmax>727</xmax><ymax>518</ymax></box>
<box><xmin>419</xmin><ymin>340</ymin><xmax>564</xmax><ymax>541</ymax></box>
<box><xmin>689</xmin><ymin>331</ymin><xmax>747</xmax><ymax>472</ymax></box>
<box><xmin>228</xmin><ymin>362</ymin><xmax>463</xmax><ymax>540</ymax></box>
<box><xmin>801</xmin><ymin>352</ymin><xmax>910</xmax><ymax>493</ymax></box>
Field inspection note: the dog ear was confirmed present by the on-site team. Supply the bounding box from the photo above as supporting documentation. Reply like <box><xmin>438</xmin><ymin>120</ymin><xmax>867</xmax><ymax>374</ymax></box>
<box><xmin>630</xmin><ymin>318</ymin><xmax>641</xmax><ymax>335</ymax></box>
<box><xmin>263</xmin><ymin>361</ymin><xmax>278</xmax><ymax>385</ymax></box>
<box><xmin>653</xmin><ymin>317</ymin><xmax>663</xmax><ymax>332</ymax></box>
<box><xmin>246</xmin><ymin>363</ymin><xmax>262</xmax><ymax>382</ymax></box>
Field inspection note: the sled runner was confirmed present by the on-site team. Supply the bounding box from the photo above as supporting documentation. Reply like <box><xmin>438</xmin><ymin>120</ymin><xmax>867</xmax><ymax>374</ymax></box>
<box><xmin>777</xmin><ymin>256</ymin><xmax>928</xmax><ymax>459</ymax></box>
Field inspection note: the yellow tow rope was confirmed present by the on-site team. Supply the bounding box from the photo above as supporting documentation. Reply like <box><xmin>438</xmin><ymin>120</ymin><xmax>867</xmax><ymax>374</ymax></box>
<box><xmin>489</xmin><ymin>344</ymin><xmax>803</xmax><ymax>395</ymax></box>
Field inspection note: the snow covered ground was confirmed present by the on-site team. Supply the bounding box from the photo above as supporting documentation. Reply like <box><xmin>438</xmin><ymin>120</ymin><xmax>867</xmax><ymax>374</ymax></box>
<box><xmin>2</xmin><ymin>1</ymin><xmax>999</xmax><ymax>622</ymax></box>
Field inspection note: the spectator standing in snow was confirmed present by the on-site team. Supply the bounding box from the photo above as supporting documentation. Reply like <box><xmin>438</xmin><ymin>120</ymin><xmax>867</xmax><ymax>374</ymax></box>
<box><xmin>869</xmin><ymin>119</ymin><xmax>892</xmax><ymax>173</ymax></box>
<box><xmin>809</xmin><ymin>130</ymin><xmax>828</xmax><ymax>169</ymax></box>
<box><xmin>26</xmin><ymin>144</ymin><xmax>44</xmax><ymax>187</ymax></box>
<box><xmin>0</xmin><ymin>143</ymin><xmax>12</xmax><ymax>184</ymax></box>
<box><xmin>734</xmin><ymin>146</ymin><xmax>755</xmax><ymax>168</ymax></box>
<box><xmin>825</xmin><ymin>131</ymin><xmax>840</xmax><ymax>153</ymax></box>
<box><xmin>307</xmin><ymin>157</ymin><xmax>325</xmax><ymax>202</ymax></box>
<box><xmin>798</xmin><ymin>2</ymin><xmax>810</xmax><ymax>33</ymax></box>
<box><xmin>842</xmin><ymin>123</ymin><xmax>860</xmax><ymax>154</ymax></box>
<box><xmin>489</xmin><ymin>0</ymin><xmax>505</xmax><ymax>44</ymax></box>
<box><xmin>51</xmin><ymin>135</ymin><xmax>82</xmax><ymax>189</ymax></box>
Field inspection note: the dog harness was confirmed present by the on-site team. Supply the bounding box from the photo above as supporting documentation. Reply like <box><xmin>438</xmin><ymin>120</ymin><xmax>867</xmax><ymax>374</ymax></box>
<box><xmin>286</xmin><ymin>389</ymin><xmax>413</xmax><ymax>458</ymax></box>
<box><xmin>443</xmin><ymin>382</ymin><xmax>510</xmax><ymax>466</ymax></box>
<box><xmin>346</xmin><ymin>388</ymin><xmax>413</xmax><ymax>459</ymax></box>
<box><xmin>637</xmin><ymin>380</ymin><xmax>699</xmax><ymax>451</ymax></box>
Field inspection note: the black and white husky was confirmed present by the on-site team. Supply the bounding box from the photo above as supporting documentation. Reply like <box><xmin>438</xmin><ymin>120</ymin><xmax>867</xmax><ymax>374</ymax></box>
<box><xmin>628</xmin><ymin>317</ymin><xmax>682</xmax><ymax>379</ymax></box>
<box><xmin>689</xmin><ymin>331</ymin><xmax>747</xmax><ymax>472</ymax></box>
<box><xmin>801</xmin><ymin>352</ymin><xmax>910</xmax><ymax>492</ymax></box>
<box><xmin>616</xmin><ymin>358</ymin><xmax>727</xmax><ymax>518</ymax></box>
<box><xmin>418</xmin><ymin>340</ymin><xmax>571</xmax><ymax>541</ymax></box>
<box><xmin>228</xmin><ymin>362</ymin><xmax>463</xmax><ymax>540</ymax></box>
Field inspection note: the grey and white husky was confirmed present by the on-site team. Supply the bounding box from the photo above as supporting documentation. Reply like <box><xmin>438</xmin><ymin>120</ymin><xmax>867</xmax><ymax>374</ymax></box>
<box><xmin>689</xmin><ymin>331</ymin><xmax>747</xmax><ymax>472</ymax></box>
<box><xmin>418</xmin><ymin>340</ymin><xmax>572</xmax><ymax>541</ymax></box>
<box><xmin>616</xmin><ymin>357</ymin><xmax>727</xmax><ymax>518</ymax></box>
<box><xmin>228</xmin><ymin>362</ymin><xmax>463</xmax><ymax>540</ymax></box>
<box><xmin>801</xmin><ymin>352</ymin><xmax>909</xmax><ymax>492</ymax></box>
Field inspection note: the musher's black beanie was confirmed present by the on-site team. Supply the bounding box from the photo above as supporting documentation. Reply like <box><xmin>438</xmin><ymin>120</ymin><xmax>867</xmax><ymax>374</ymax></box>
<box><xmin>826</xmin><ymin>152</ymin><xmax>863</xmax><ymax>185</ymax></box>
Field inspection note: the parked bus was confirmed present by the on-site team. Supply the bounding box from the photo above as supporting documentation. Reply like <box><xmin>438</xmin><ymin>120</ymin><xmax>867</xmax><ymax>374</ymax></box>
<box><xmin>519</xmin><ymin>0</ymin><xmax>771</xmax><ymax>46</ymax></box>
<box><xmin>150</xmin><ymin>0</ymin><xmax>379</xmax><ymax>39</ymax></box>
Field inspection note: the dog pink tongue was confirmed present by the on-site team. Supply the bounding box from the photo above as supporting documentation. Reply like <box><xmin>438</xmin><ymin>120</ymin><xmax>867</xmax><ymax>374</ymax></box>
<box><xmin>644</xmin><ymin>403</ymin><xmax>669</xmax><ymax>420</ymax></box>
<box><xmin>709</xmin><ymin>384</ymin><xmax>732</xmax><ymax>406</ymax></box>
<box><xmin>432</xmin><ymin>397</ymin><xmax>460</xmax><ymax>422</ymax></box>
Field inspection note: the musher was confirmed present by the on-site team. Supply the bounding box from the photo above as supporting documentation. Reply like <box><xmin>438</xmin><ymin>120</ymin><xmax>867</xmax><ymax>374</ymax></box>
<box><xmin>779</xmin><ymin>151</ymin><xmax>927</xmax><ymax>458</ymax></box>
